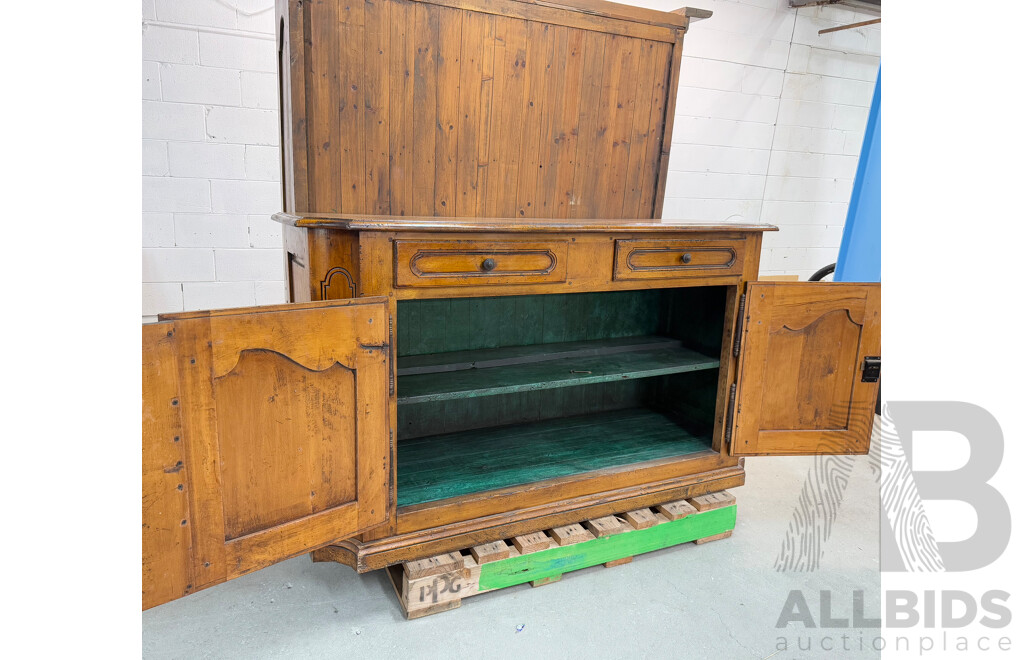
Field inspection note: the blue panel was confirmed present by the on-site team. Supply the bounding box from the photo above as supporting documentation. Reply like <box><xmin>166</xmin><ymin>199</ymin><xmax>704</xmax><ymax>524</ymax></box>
<box><xmin>834</xmin><ymin>67</ymin><xmax>881</xmax><ymax>283</ymax></box>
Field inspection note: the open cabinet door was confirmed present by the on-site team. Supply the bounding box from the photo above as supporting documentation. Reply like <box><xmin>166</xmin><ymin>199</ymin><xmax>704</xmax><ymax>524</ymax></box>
<box><xmin>729</xmin><ymin>282</ymin><xmax>880</xmax><ymax>456</ymax></box>
<box><xmin>142</xmin><ymin>298</ymin><xmax>391</xmax><ymax>609</ymax></box>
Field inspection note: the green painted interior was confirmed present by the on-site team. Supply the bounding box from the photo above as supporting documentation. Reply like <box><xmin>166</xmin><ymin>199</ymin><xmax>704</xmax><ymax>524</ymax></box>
<box><xmin>397</xmin><ymin>380</ymin><xmax>651</xmax><ymax>440</ymax></box>
<box><xmin>396</xmin><ymin>408</ymin><xmax>715</xmax><ymax>507</ymax></box>
<box><xmin>397</xmin><ymin>291</ymin><xmax>664</xmax><ymax>357</ymax></box>
<box><xmin>397</xmin><ymin>342</ymin><xmax>719</xmax><ymax>404</ymax></box>
<box><xmin>477</xmin><ymin>505</ymin><xmax>738</xmax><ymax>590</ymax></box>
<box><xmin>395</xmin><ymin>288</ymin><xmax>728</xmax><ymax>506</ymax></box>
<box><xmin>397</xmin><ymin>335</ymin><xmax>681</xmax><ymax>375</ymax></box>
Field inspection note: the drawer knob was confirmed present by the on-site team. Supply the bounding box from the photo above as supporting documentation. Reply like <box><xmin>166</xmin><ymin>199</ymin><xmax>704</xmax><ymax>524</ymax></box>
<box><xmin>680</xmin><ymin>253</ymin><xmax>693</xmax><ymax>264</ymax></box>
<box><xmin>481</xmin><ymin>258</ymin><xmax>497</xmax><ymax>272</ymax></box>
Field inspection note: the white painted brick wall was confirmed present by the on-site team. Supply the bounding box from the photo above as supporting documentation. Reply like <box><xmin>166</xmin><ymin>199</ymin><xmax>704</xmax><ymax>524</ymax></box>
<box><xmin>140</xmin><ymin>0</ymin><xmax>879</xmax><ymax>318</ymax></box>
<box><xmin>141</xmin><ymin>0</ymin><xmax>282</xmax><ymax>318</ymax></box>
<box><xmin>142</xmin><ymin>213</ymin><xmax>175</xmax><ymax>247</ymax></box>
<box><xmin>214</xmin><ymin>248</ymin><xmax>282</xmax><ymax>281</ymax></box>
<box><xmin>160</xmin><ymin>63</ymin><xmax>243</xmax><ymax>106</ymax></box>
<box><xmin>205</xmin><ymin>106</ymin><xmax>279</xmax><ymax>145</ymax></box>
<box><xmin>646</xmin><ymin>0</ymin><xmax>880</xmax><ymax>280</ymax></box>
<box><xmin>174</xmin><ymin>214</ymin><xmax>250</xmax><ymax>247</ymax></box>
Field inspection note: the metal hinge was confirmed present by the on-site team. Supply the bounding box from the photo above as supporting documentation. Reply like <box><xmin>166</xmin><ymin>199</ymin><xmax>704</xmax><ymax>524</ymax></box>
<box><xmin>389</xmin><ymin>315</ymin><xmax>395</xmax><ymax>396</ymax></box>
<box><xmin>732</xmin><ymin>293</ymin><xmax>746</xmax><ymax>358</ymax></box>
<box><xmin>388</xmin><ymin>428</ymin><xmax>395</xmax><ymax>509</ymax></box>
<box><xmin>724</xmin><ymin>383</ymin><xmax>737</xmax><ymax>448</ymax></box>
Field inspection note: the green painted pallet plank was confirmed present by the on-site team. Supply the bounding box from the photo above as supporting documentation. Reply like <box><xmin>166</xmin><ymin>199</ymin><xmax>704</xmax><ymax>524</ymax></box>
<box><xmin>396</xmin><ymin>408</ymin><xmax>713</xmax><ymax>507</ymax></box>
<box><xmin>478</xmin><ymin>506</ymin><xmax>737</xmax><ymax>590</ymax></box>
<box><xmin>397</xmin><ymin>345</ymin><xmax>719</xmax><ymax>405</ymax></box>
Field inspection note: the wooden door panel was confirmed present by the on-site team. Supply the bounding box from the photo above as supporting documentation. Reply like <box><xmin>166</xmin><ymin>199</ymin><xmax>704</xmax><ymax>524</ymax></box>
<box><xmin>757</xmin><ymin>308</ymin><xmax>862</xmax><ymax>430</ymax></box>
<box><xmin>216</xmin><ymin>351</ymin><xmax>358</xmax><ymax>540</ymax></box>
<box><xmin>730</xmin><ymin>282</ymin><xmax>880</xmax><ymax>456</ymax></box>
<box><xmin>142</xmin><ymin>298</ymin><xmax>392</xmax><ymax>610</ymax></box>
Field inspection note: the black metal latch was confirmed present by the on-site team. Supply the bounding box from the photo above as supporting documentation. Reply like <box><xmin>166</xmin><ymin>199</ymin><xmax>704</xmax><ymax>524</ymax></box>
<box><xmin>862</xmin><ymin>356</ymin><xmax>881</xmax><ymax>382</ymax></box>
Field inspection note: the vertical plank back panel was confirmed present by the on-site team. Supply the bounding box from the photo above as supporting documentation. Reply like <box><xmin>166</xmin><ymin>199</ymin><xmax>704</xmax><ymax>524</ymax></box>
<box><xmin>364</xmin><ymin>0</ymin><xmax>392</xmax><ymax>214</ymax></box>
<box><xmin>340</xmin><ymin>1</ymin><xmax>368</xmax><ymax>213</ymax></box>
<box><xmin>388</xmin><ymin>0</ymin><xmax>415</xmax><ymax>216</ymax></box>
<box><xmin>434</xmin><ymin>6</ymin><xmax>463</xmax><ymax>216</ymax></box>
<box><xmin>486</xmin><ymin>15</ymin><xmax>529</xmax><ymax>217</ymax></box>
<box><xmin>411</xmin><ymin>2</ymin><xmax>440</xmax><ymax>215</ymax></box>
<box><xmin>281</xmin><ymin>0</ymin><xmax>688</xmax><ymax>219</ymax></box>
<box><xmin>306</xmin><ymin>0</ymin><xmax>341</xmax><ymax>212</ymax></box>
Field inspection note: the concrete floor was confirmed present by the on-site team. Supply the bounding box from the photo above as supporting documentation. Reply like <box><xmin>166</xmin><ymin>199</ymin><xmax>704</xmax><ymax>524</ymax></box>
<box><xmin>142</xmin><ymin>454</ymin><xmax>880</xmax><ymax>659</ymax></box>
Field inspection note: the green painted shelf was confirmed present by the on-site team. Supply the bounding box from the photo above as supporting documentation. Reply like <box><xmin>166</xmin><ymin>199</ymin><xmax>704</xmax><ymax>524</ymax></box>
<box><xmin>396</xmin><ymin>408</ymin><xmax>714</xmax><ymax>508</ymax></box>
<box><xmin>396</xmin><ymin>337</ymin><xmax>720</xmax><ymax>405</ymax></box>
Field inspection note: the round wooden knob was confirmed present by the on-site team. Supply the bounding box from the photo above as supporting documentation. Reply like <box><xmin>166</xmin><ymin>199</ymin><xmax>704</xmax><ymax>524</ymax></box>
<box><xmin>680</xmin><ymin>253</ymin><xmax>693</xmax><ymax>264</ymax></box>
<box><xmin>481</xmin><ymin>258</ymin><xmax>497</xmax><ymax>272</ymax></box>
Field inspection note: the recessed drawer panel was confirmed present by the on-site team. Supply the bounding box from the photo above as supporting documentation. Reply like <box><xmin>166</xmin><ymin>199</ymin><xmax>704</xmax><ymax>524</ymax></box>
<box><xmin>613</xmin><ymin>238</ymin><xmax>745</xmax><ymax>280</ymax></box>
<box><xmin>395</xmin><ymin>240</ymin><xmax>568</xmax><ymax>288</ymax></box>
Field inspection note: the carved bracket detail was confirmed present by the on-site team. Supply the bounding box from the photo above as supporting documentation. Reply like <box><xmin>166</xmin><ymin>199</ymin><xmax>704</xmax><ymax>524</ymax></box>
<box><xmin>320</xmin><ymin>267</ymin><xmax>356</xmax><ymax>300</ymax></box>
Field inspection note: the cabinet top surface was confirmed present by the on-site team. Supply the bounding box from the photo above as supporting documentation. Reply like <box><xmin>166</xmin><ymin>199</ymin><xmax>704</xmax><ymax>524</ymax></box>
<box><xmin>272</xmin><ymin>213</ymin><xmax>777</xmax><ymax>234</ymax></box>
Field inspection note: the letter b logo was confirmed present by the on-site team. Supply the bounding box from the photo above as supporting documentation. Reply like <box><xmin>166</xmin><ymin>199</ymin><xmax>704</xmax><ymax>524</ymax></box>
<box><xmin>883</xmin><ymin>402</ymin><xmax>1011</xmax><ymax>572</ymax></box>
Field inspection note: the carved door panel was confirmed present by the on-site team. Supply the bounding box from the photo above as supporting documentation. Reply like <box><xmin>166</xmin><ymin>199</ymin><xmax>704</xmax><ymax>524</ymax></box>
<box><xmin>142</xmin><ymin>298</ymin><xmax>391</xmax><ymax>609</ymax></box>
<box><xmin>729</xmin><ymin>282</ymin><xmax>880</xmax><ymax>456</ymax></box>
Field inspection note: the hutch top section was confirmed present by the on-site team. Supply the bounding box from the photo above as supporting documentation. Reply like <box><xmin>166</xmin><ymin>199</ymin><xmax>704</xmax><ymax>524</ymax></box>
<box><xmin>277</xmin><ymin>0</ymin><xmax>711</xmax><ymax>220</ymax></box>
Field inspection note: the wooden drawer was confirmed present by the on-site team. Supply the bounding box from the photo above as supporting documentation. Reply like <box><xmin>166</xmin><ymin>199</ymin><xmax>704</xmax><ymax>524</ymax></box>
<box><xmin>613</xmin><ymin>238</ymin><xmax>745</xmax><ymax>280</ymax></box>
<box><xmin>394</xmin><ymin>240</ymin><xmax>568</xmax><ymax>288</ymax></box>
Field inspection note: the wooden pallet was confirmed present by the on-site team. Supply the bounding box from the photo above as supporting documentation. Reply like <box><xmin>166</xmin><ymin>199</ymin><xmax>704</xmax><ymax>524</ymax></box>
<box><xmin>386</xmin><ymin>490</ymin><xmax>737</xmax><ymax>619</ymax></box>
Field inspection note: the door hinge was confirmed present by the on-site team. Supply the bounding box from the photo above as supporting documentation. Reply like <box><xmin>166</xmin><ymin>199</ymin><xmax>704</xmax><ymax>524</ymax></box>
<box><xmin>389</xmin><ymin>314</ymin><xmax>395</xmax><ymax>396</ymax></box>
<box><xmin>732</xmin><ymin>294</ymin><xmax>746</xmax><ymax>358</ymax></box>
<box><xmin>388</xmin><ymin>428</ymin><xmax>395</xmax><ymax>509</ymax></box>
<box><xmin>862</xmin><ymin>356</ymin><xmax>881</xmax><ymax>382</ymax></box>
<box><xmin>724</xmin><ymin>383</ymin><xmax>737</xmax><ymax>448</ymax></box>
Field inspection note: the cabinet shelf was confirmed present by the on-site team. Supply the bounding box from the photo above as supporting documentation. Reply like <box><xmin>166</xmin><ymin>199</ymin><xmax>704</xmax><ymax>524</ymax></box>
<box><xmin>396</xmin><ymin>336</ymin><xmax>720</xmax><ymax>405</ymax></box>
<box><xmin>397</xmin><ymin>407</ymin><xmax>714</xmax><ymax>507</ymax></box>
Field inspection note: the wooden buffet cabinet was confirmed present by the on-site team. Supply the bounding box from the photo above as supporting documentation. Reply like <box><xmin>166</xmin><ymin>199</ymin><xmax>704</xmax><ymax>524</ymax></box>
<box><xmin>141</xmin><ymin>0</ymin><xmax>880</xmax><ymax>610</ymax></box>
